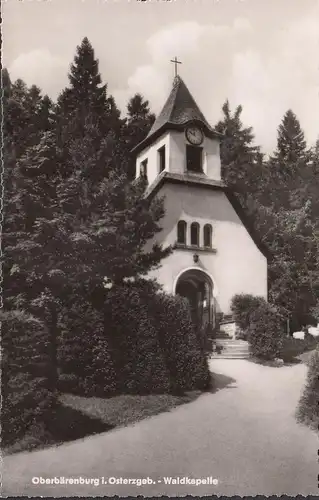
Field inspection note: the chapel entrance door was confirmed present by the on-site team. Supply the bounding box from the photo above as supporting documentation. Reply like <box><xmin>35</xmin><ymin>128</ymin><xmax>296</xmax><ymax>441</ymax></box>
<box><xmin>175</xmin><ymin>269</ymin><xmax>213</xmax><ymax>330</ymax></box>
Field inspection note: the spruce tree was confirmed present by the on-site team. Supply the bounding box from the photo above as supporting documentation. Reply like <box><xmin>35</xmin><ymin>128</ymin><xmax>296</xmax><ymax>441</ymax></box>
<box><xmin>274</xmin><ymin>109</ymin><xmax>307</xmax><ymax>164</ymax></box>
<box><xmin>125</xmin><ymin>93</ymin><xmax>155</xmax><ymax>179</ymax></box>
<box><xmin>56</xmin><ymin>37</ymin><xmax>124</xmax><ymax>179</ymax></box>
<box><xmin>215</xmin><ymin>100</ymin><xmax>262</xmax><ymax>204</ymax></box>
<box><xmin>268</xmin><ymin>110</ymin><xmax>311</xmax><ymax>210</ymax></box>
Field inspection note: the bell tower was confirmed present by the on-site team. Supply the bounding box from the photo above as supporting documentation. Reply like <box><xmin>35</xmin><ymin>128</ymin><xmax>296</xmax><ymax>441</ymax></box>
<box><xmin>132</xmin><ymin>74</ymin><xmax>222</xmax><ymax>186</ymax></box>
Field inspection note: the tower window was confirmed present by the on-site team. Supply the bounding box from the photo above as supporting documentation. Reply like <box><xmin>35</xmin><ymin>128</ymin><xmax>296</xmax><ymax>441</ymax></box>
<box><xmin>158</xmin><ymin>146</ymin><xmax>166</xmax><ymax>173</ymax></box>
<box><xmin>186</xmin><ymin>145</ymin><xmax>203</xmax><ymax>173</ymax></box>
<box><xmin>140</xmin><ymin>159</ymin><xmax>148</xmax><ymax>181</ymax></box>
<box><xmin>190</xmin><ymin>222</ymin><xmax>200</xmax><ymax>246</ymax></box>
<box><xmin>203</xmin><ymin>224</ymin><xmax>212</xmax><ymax>247</ymax></box>
<box><xmin>177</xmin><ymin>220</ymin><xmax>187</xmax><ymax>244</ymax></box>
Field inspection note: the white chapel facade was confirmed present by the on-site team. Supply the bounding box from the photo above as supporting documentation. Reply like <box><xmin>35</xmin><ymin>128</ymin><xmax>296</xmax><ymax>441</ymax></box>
<box><xmin>132</xmin><ymin>75</ymin><xmax>268</xmax><ymax>329</ymax></box>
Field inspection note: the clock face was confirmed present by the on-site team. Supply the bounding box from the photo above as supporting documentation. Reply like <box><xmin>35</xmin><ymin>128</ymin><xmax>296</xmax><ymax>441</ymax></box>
<box><xmin>185</xmin><ymin>126</ymin><xmax>204</xmax><ymax>145</ymax></box>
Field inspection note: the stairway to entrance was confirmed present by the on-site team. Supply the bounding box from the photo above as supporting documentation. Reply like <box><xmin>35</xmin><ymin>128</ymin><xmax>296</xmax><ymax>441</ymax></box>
<box><xmin>211</xmin><ymin>333</ymin><xmax>250</xmax><ymax>359</ymax></box>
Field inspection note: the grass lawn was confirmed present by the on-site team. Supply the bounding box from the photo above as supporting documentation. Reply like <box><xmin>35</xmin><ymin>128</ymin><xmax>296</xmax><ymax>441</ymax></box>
<box><xmin>4</xmin><ymin>390</ymin><xmax>201</xmax><ymax>456</ymax></box>
<box><xmin>60</xmin><ymin>391</ymin><xmax>201</xmax><ymax>428</ymax></box>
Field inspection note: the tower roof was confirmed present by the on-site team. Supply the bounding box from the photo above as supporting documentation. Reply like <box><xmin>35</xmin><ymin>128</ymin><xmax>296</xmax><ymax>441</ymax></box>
<box><xmin>132</xmin><ymin>76</ymin><xmax>221</xmax><ymax>154</ymax></box>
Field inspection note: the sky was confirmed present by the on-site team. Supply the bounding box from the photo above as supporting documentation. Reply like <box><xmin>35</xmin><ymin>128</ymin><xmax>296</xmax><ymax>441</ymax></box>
<box><xmin>3</xmin><ymin>0</ymin><xmax>319</xmax><ymax>153</ymax></box>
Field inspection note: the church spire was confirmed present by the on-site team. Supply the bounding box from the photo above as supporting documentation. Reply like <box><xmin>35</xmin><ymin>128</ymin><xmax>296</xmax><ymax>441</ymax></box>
<box><xmin>146</xmin><ymin>75</ymin><xmax>215</xmax><ymax>139</ymax></box>
<box><xmin>131</xmin><ymin>75</ymin><xmax>221</xmax><ymax>155</ymax></box>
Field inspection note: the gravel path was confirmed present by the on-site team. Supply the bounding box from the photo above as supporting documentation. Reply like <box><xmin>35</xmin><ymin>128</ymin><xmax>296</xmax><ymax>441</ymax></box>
<box><xmin>3</xmin><ymin>359</ymin><xmax>317</xmax><ymax>497</ymax></box>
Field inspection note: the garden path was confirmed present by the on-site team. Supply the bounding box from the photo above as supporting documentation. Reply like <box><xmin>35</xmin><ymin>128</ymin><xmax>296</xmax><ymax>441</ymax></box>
<box><xmin>3</xmin><ymin>359</ymin><xmax>317</xmax><ymax>497</ymax></box>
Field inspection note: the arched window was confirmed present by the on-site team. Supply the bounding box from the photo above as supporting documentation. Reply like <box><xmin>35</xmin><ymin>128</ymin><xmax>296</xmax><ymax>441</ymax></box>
<box><xmin>203</xmin><ymin>224</ymin><xmax>212</xmax><ymax>247</ymax></box>
<box><xmin>190</xmin><ymin>222</ymin><xmax>200</xmax><ymax>246</ymax></box>
<box><xmin>177</xmin><ymin>220</ymin><xmax>187</xmax><ymax>244</ymax></box>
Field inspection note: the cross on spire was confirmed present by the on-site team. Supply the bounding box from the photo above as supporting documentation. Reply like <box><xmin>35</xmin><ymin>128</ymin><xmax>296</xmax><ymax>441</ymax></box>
<box><xmin>170</xmin><ymin>56</ymin><xmax>182</xmax><ymax>77</ymax></box>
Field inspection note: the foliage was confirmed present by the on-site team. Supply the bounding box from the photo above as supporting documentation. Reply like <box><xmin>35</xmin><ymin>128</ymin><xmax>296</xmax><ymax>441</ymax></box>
<box><xmin>230</xmin><ymin>294</ymin><xmax>267</xmax><ymax>331</ymax></box>
<box><xmin>247</xmin><ymin>302</ymin><xmax>285</xmax><ymax>360</ymax></box>
<box><xmin>1</xmin><ymin>310</ymin><xmax>55</xmax><ymax>447</ymax></box>
<box><xmin>102</xmin><ymin>283</ymin><xmax>171</xmax><ymax>394</ymax></box>
<box><xmin>89</xmin><ymin>282</ymin><xmax>211</xmax><ymax>396</ymax></box>
<box><xmin>124</xmin><ymin>93</ymin><xmax>155</xmax><ymax>179</ymax></box>
<box><xmin>296</xmin><ymin>347</ymin><xmax>319</xmax><ymax>431</ymax></box>
<box><xmin>57</xmin><ymin>301</ymin><xmax>117</xmax><ymax>396</ymax></box>
<box><xmin>215</xmin><ymin>99</ymin><xmax>263</xmax><ymax>206</ymax></box>
<box><xmin>280</xmin><ymin>336</ymin><xmax>319</xmax><ymax>363</ymax></box>
<box><xmin>150</xmin><ymin>292</ymin><xmax>211</xmax><ymax>393</ymax></box>
<box><xmin>273</xmin><ymin>109</ymin><xmax>308</xmax><ymax>165</ymax></box>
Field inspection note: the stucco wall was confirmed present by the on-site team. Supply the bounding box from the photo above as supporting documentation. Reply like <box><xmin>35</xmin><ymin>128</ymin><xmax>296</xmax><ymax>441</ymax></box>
<box><xmin>136</xmin><ymin>130</ymin><xmax>221</xmax><ymax>185</ymax></box>
<box><xmin>148</xmin><ymin>182</ymin><xmax>268</xmax><ymax>314</ymax></box>
<box><xmin>169</xmin><ymin>131</ymin><xmax>221</xmax><ymax>180</ymax></box>
<box><xmin>136</xmin><ymin>133</ymin><xmax>170</xmax><ymax>185</ymax></box>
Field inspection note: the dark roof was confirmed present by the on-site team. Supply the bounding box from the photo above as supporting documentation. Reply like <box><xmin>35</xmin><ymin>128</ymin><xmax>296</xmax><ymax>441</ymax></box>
<box><xmin>132</xmin><ymin>76</ymin><xmax>222</xmax><ymax>155</ymax></box>
<box><xmin>144</xmin><ymin>172</ymin><xmax>270</xmax><ymax>259</ymax></box>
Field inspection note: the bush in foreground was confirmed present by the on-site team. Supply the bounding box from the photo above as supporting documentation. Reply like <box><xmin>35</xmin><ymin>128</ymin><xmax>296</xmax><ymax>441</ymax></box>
<box><xmin>151</xmin><ymin>292</ymin><xmax>211</xmax><ymax>393</ymax></box>
<box><xmin>103</xmin><ymin>283</ymin><xmax>171</xmax><ymax>395</ymax></box>
<box><xmin>1</xmin><ymin>310</ymin><xmax>55</xmax><ymax>447</ymax></box>
<box><xmin>248</xmin><ymin>302</ymin><xmax>285</xmax><ymax>360</ymax></box>
<box><xmin>58</xmin><ymin>301</ymin><xmax>117</xmax><ymax>397</ymax></box>
<box><xmin>103</xmin><ymin>282</ymin><xmax>211</xmax><ymax>395</ymax></box>
<box><xmin>296</xmin><ymin>347</ymin><xmax>319</xmax><ymax>431</ymax></box>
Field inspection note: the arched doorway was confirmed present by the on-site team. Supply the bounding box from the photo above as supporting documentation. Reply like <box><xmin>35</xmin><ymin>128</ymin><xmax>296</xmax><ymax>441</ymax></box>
<box><xmin>175</xmin><ymin>269</ymin><xmax>214</xmax><ymax>329</ymax></box>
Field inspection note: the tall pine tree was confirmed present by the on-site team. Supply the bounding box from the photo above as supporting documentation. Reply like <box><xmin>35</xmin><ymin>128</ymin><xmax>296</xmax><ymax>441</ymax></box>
<box><xmin>124</xmin><ymin>93</ymin><xmax>155</xmax><ymax>180</ymax></box>
<box><xmin>215</xmin><ymin>100</ymin><xmax>262</xmax><ymax>206</ymax></box>
<box><xmin>56</xmin><ymin>37</ymin><xmax>124</xmax><ymax>180</ymax></box>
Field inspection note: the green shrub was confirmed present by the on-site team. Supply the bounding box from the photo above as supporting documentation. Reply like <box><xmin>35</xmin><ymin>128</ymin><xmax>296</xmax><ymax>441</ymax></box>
<box><xmin>57</xmin><ymin>373</ymin><xmax>79</xmax><ymax>394</ymax></box>
<box><xmin>231</xmin><ymin>293</ymin><xmax>267</xmax><ymax>331</ymax></box>
<box><xmin>150</xmin><ymin>292</ymin><xmax>211</xmax><ymax>393</ymax></box>
<box><xmin>102</xmin><ymin>282</ymin><xmax>210</xmax><ymax>395</ymax></box>
<box><xmin>103</xmin><ymin>284</ymin><xmax>170</xmax><ymax>395</ymax></box>
<box><xmin>247</xmin><ymin>302</ymin><xmax>285</xmax><ymax>360</ymax></box>
<box><xmin>59</xmin><ymin>281</ymin><xmax>211</xmax><ymax>397</ymax></box>
<box><xmin>280</xmin><ymin>336</ymin><xmax>319</xmax><ymax>363</ymax></box>
<box><xmin>1</xmin><ymin>310</ymin><xmax>55</xmax><ymax>446</ymax></box>
<box><xmin>58</xmin><ymin>301</ymin><xmax>117</xmax><ymax>397</ymax></box>
<box><xmin>296</xmin><ymin>347</ymin><xmax>319</xmax><ymax>431</ymax></box>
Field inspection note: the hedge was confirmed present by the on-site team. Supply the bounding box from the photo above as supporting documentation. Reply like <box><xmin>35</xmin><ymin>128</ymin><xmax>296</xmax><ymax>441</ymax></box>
<box><xmin>296</xmin><ymin>347</ymin><xmax>319</xmax><ymax>431</ymax></box>
<box><xmin>102</xmin><ymin>282</ymin><xmax>211</xmax><ymax>395</ymax></box>
<box><xmin>1</xmin><ymin>310</ymin><xmax>55</xmax><ymax>446</ymax></box>
<box><xmin>57</xmin><ymin>301</ymin><xmax>117</xmax><ymax>396</ymax></box>
<box><xmin>247</xmin><ymin>302</ymin><xmax>285</xmax><ymax>360</ymax></box>
<box><xmin>58</xmin><ymin>281</ymin><xmax>211</xmax><ymax>397</ymax></box>
<box><xmin>150</xmin><ymin>292</ymin><xmax>211</xmax><ymax>393</ymax></box>
<box><xmin>103</xmin><ymin>284</ymin><xmax>170</xmax><ymax>394</ymax></box>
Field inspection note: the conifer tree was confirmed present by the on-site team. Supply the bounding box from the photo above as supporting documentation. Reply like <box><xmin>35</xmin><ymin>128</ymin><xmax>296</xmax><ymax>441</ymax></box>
<box><xmin>274</xmin><ymin>109</ymin><xmax>307</xmax><ymax>164</ymax></box>
<box><xmin>124</xmin><ymin>93</ymin><xmax>155</xmax><ymax>179</ymax></box>
<box><xmin>268</xmin><ymin>110</ymin><xmax>311</xmax><ymax>210</ymax></box>
<box><xmin>56</xmin><ymin>37</ymin><xmax>124</xmax><ymax>179</ymax></box>
<box><xmin>215</xmin><ymin>100</ymin><xmax>262</xmax><ymax>204</ymax></box>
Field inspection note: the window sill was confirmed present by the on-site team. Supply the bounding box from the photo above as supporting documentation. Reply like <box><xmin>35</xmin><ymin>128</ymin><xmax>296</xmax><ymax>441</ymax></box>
<box><xmin>186</xmin><ymin>170</ymin><xmax>205</xmax><ymax>175</ymax></box>
<box><xmin>174</xmin><ymin>243</ymin><xmax>217</xmax><ymax>253</ymax></box>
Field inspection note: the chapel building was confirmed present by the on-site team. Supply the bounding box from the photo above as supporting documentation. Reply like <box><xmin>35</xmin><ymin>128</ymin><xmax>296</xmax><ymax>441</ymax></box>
<box><xmin>132</xmin><ymin>75</ymin><xmax>268</xmax><ymax>333</ymax></box>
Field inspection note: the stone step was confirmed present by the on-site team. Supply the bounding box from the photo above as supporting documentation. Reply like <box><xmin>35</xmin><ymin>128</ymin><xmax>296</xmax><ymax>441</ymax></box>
<box><xmin>216</xmin><ymin>341</ymin><xmax>248</xmax><ymax>346</ymax></box>
<box><xmin>218</xmin><ymin>344</ymin><xmax>249</xmax><ymax>350</ymax></box>
<box><xmin>212</xmin><ymin>356</ymin><xmax>250</xmax><ymax>359</ymax></box>
<box><xmin>216</xmin><ymin>344</ymin><xmax>249</xmax><ymax>350</ymax></box>
<box><xmin>211</xmin><ymin>353</ymin><xmax>250</xmax><ymax>359</ymax></box>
